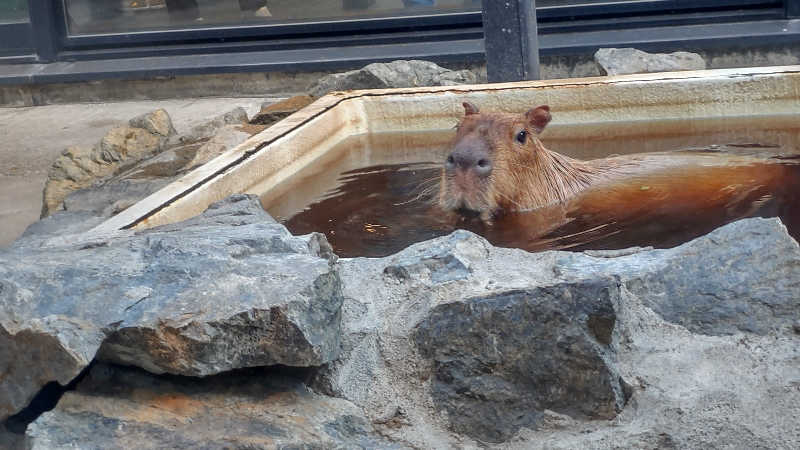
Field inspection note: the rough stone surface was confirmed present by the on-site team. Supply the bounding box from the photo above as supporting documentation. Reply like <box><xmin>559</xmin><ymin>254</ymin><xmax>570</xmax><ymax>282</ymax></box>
<box><xmin>177</xmin><ymin>106</ymin><xmax>248</xmax><ymax>144</ymax></box>
<box><xmin>594</xmin><ymin>47</ymin><xmax>707</xmax><ymax>76</ymax></box>
<box><xmin>128</xmin><ymin>108</ymin><xmax>176</xmax><ymax>138</ymax></box>
<box><xmin>25</xmin><ymin>363</ymin><xmax>404</xmax><ymax>450</ymax></box>
<box><xmin>56</xmin><ymin>139</ymin><xmax>200</xmax><ymax>219</ymax></box>
<box><xmin>40</xmin><ymin>109</ymin><xmax>175</xmax><ymax>218</ymax></box>
<box><xmin>183</xmin><ymin>124</ymin><xmax>251</xmax><ymax>169</ymax></box>
<box><xmin>63</xmin><ymin>178</ymin><xmax>177</xmax><ymax>218</ymax></box>
<box><xmin>1</xmin><ymin>423</ymin><xmax>25</xmax><ymax>450</ymax></box>
<box><xmin>3</xmin><ymin>200</ymin><xmax>799</xmax><ymax>448</ymax></box>
<box><xmin>415</xmin><ymin>280</ymin><xmax>627</xmax><ymax>443</ymax></box>
<box><xmin>0</xmin><ymin>195</ymin><xmax>341</xmax><ymax>421</ymax></box>
<box><xmin>58</xmin><ymin>107</ymin><xmax>261</xmax><ymax>220</ymax></box>
<box><xmin>308</xmin><ymin>60</ymin><xmax>479</xmax><ymax>97</ymax></box>
<box><xmin>617</xmin><ymin>218</ymin><xmax>800</xmax><ymax>335</ymax></box>
<box><xmin>317</xmin><ymin>217</ymin><xmax>800</xmax><ymax>447</ymax></box>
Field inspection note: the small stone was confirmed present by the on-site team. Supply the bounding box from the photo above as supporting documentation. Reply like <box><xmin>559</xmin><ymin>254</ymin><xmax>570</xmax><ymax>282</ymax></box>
<box><xmin>129</xmin><ymin>109</ymin><xmax>176</xmax><ymax>138</ymax></box>
<box><xmin>308</xmin><ymin>60</ymin><xmax>480</xmax><ymax>98</ymax></box>
<box><xmin>183</xmin><ymin>124</ymin><xmax>251</xmax><ymax>169</ymax></box>
<box><xmin>254</xmin><ymin>5</ymin><xmax>271</xmax><ymax>16</ymax></box>
<box><xmin>594</xmin><ymin>48</ymin><xmax>706</xmax><ymax>76</ymax></box>
<box><xmin>179</xmin><ymin>107</ymin><xmax>248</xmax><ymax>144</ymax></box>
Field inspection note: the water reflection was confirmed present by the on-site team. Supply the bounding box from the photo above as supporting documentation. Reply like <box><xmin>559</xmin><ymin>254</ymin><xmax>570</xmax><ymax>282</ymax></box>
<box><xmin>64</xmin><ymin>0</ymin><xmax>480</xmax><ymax>34</ymax></box>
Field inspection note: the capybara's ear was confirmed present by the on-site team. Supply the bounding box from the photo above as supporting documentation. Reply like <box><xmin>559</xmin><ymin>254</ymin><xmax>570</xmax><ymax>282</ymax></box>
<box><xmin>463</xmin><ymin>102</ymin><xmax>480</xmax><ymax>116</ymax></box>
<box><xmin>525</xmin><ymin>105</ymin><xmax>551</xmax><ymax>133</ymax></box>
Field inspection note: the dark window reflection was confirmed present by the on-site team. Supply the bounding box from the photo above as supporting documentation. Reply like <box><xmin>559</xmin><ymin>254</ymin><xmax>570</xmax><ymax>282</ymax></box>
<box><xmin>64</xmin><ymin>0</ymin><xmax>482</xmax><ymax>35</ymax></box>
<box><xmin>0</xmin><ymin>0</ymin><xmax>29</xmax><ymax>23</ymax></box>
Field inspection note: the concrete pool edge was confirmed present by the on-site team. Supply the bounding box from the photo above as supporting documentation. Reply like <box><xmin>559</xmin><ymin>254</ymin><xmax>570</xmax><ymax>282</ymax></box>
<box><xmin>89</xmin><ymin>65</ymin><xmax>800</xmax><ymax>235</ymax></box>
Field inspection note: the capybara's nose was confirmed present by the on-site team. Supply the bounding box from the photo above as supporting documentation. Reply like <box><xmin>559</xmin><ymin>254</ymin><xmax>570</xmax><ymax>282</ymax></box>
<box><xmin>445</xmin><ymin>148</ymin><xmax>492</xmax><ymax>178</ymax></box>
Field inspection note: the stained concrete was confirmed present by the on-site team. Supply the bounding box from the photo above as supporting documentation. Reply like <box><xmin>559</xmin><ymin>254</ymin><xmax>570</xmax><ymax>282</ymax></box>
<box><xmin>0</xmin><ymin>97</ymin><xmax>276</xmax><ymax>247</ymax></box>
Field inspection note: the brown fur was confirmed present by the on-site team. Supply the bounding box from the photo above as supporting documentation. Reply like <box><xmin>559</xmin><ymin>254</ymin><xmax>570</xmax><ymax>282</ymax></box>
<box><xmin>438</xmin><ymin>103</ymin><xmax>785</xmax><ymax>220</ymax></box>
<box><xmin>439</xmin><ymin>103</ymin><xmax>639</xmax><ymax>217</ymax></box>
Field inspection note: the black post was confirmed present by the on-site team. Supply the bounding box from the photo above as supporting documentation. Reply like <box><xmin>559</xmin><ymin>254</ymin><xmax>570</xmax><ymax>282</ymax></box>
<box><xmin>787</xmin><ymin>0</ymin><xmax>800</xmax><ymax>19</ymax></box>
<box><xmin>483</xmin><ymin>0</ymin><xmax>540</xmax><ymax>83</ymax></box>
<box><xmin>27</xmin><ymin>0</ymin><xmax>59</xmax><ymax>62</ymax></box>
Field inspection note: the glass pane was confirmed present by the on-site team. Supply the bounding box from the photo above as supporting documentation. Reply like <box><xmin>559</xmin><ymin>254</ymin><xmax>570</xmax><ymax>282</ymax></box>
<box><xmin>0</xmin><ymin>0</ymin><xmax>29</xmax><ymax>23</ymax></box>
<box><xmin>64</xmin><ymin>0</ymin><xmax>482</xmax><ymax>35</ymax></box>
<box><xmin>538</xmin><ymin>0</ymin><xmax>643</xmax><ymax>4</ymax></box>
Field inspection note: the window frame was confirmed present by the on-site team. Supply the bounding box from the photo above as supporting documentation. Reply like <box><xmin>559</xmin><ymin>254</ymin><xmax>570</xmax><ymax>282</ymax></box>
<box><xmin>54</xmin><ymin>0</ymin><xmax>782</xmax><ymax>51</ymax></box>
<box><xmin>1</xmin><ymin>1</ymin><xmax>797</xmax><ymax>74</ymax></box>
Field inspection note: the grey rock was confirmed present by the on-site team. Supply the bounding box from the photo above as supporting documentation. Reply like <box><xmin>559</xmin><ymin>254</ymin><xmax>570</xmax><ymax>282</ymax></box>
<box><xmin>318</xmin><ymin>218</ymin><xmax>800</xmax><ymax>446</ymax></box>
<box><xmin>153</xmin><ymin>193</ymin><xmax>276</xmax><ymax>230</ymax></box>
<box><xmin>0</xmin><ymin>316</ymin><xmax>105</xmax><ymax>423</ymax></box>
<box><xmin>26</xmin><ymin>362</ymin><xmax>405</xmax><ymax>450</ymax></box>
<box><xmin>119</xmin><ymin>140</ymin><xmax>198</xmax><ymax>179</ymax></box>
<box><xmin>178</xmin><ymin>107</ymin><xmax>248</xmax><ymax>144</ymax></box>
<box><xmin>318</xmin><ymin>230</ymin><xmax>628</xmax><ymax>446</ymax></box>
<box><xmin>594</xmin><ymin>48</ymin><xmax>706</xmax><ymax>76</ymax></box>
<box><xmin>60</xmin><ymin>140</ymin><xmax>203</xmax><ymax>219</ymax></box>
<box><xmin>63</xmin><ymin>178</ymin><xmax>177</xmax><ymax>218</ymax></box>
<box><xmin>615</xmin><ymin>218</ymin><xmax>800</xmax><ymax>335</ymax></box>
<box><xmin>1</xmin><ymin>423</ymin><xmax>26</xmax><ymax>450</ymax></box>
<box><xmin>0</xmin><ymin>195</ymin><xmax>341</xmax><ymax>421</ymax></box>
<box><xmin>415</xmin><ymin>280</ymin><xmax>628</xmax><ymax>443</ymax></box>
<box><xmin>308</xmin><ymin>60</ymin><xmax>479</xmax><ymax>97</ymax></box>
<box><xmin>183</xmin><ymin>124</ymin><xmax>251</xmax><ymax>169</ymax></box>
<box><xmin>18</xmin><ymin>210</ymin><xmax>107</xmax><ymax>243</ymax></box>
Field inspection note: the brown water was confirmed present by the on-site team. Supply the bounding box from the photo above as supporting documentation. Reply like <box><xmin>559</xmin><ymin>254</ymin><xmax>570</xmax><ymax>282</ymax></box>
<box><xmin>265</xmin><ymin>125</ymin><xmax>800</xmax><ymax>258</ymax></box>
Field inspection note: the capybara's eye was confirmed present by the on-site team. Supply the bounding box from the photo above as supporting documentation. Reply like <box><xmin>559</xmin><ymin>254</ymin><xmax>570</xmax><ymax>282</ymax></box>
<box><xmin>516</xmin><ymin>130</ymin><xmax>527</xmax><ymax>144</ymax></box>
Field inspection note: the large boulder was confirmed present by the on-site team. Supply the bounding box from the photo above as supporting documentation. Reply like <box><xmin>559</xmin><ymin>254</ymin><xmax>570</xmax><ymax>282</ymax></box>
<box><xmin>609</xmin><ymin>218</ymin><xmax>800</xmax><ymax>335</ymax></box>
<box><xmin>0</xmin><ymin>195</ymin><xmax>342</xmax><ymax>421</ymax></box>
<box><xmin>4</xmin><ymin>198</ymin><xmax>798</xmax><ymax>449</ymax></box>
<box><xmin>594</xmin><ymin>47</ymin><xmax>706</xmax><ymax>76</ymax></box>
<box><xmin>317</xmin><ymin>231</ymin><xmax>630</xmax><ymax>445</ymax></box>
<box><xmin>308</xmin><ymin>60</ymin><xmax>479</xmax><ymax>97</ymax></box>
<box><xmin>415</xmin><ymin>280</ymin><xmax>627</xmax><ymax>443</ymax></box>
<box><xmin>316</xmin><ymin>217</ymin><xmax>800</xmax><ymax>447</ymax></box>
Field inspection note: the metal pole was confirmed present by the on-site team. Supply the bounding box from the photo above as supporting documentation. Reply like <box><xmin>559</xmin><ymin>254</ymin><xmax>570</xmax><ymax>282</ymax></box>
<box><xmin>27</xmin><ymin>0</ymin><xmax>59</xmax><ymax>62</ymax></box>
<box><xmin>519</xmin><ymin>0</ymin><xmax>541</xmax><ymax>80</ymax></box>
<box><xmin>483</xmin><ymin>0</ymin><xmax>540</xmax><ymax>83</ymax></box>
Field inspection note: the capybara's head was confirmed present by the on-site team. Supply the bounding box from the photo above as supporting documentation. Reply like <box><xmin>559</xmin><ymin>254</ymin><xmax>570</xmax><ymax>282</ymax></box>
<box><xmin>439</xmin><ymin>102</ymin><xmax>552</xmax><ymax>219</ymax></box>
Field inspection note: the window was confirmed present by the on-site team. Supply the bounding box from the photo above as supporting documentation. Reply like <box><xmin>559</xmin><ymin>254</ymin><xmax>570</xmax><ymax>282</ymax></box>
<box><xmin>0</xmin><ymin>0</ymin><xmax>28</xmax><ymax>23</ymax></box>
<box><xmin>63</xmin><ymin>0</ymin><xmax>482</xmax><ymax>35</ymax></box>
<box><xmin>0</xmin><ymin>0</ymin><xmax>33</xmax><ymax>57</ymax></box>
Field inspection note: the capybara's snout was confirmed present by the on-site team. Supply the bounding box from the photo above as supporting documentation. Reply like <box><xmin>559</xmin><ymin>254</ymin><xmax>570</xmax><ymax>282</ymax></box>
<box><xmin>445</xmin><ymin>139</ymin><xmax>492</xmax><ymax>178</ymax></box>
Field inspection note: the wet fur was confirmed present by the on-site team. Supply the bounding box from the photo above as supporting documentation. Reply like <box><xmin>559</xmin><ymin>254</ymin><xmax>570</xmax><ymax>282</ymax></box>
<box><xmin>439</xmin><ymin>104</ymin><xmax>637</xmax><ymax>217</ymax></box>
<box><xmin>438</xmin><ymin>103</ymin><xmax>792</xmax><ymax>225</ymax></box>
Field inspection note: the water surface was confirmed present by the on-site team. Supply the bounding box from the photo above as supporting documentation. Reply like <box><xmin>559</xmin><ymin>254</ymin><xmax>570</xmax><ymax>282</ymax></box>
<box><xmin>264</xmin><ymin>123</ymin><xmax>800</xmax><ymax>257</ymax></box>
